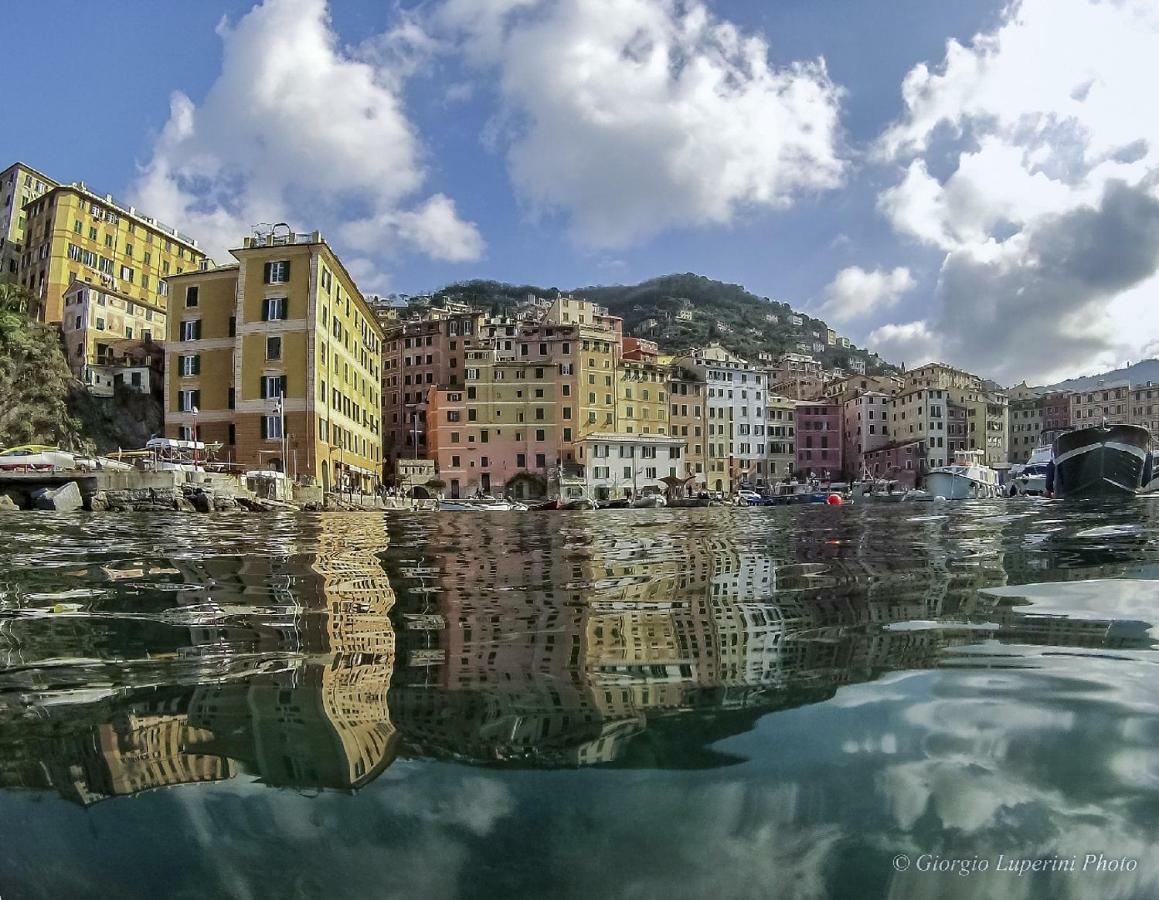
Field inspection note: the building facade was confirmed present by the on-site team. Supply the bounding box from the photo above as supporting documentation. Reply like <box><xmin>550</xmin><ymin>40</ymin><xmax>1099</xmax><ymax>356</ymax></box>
<box><xmin>576</xmin><ymin>433</ymin><xmax>687</xmax><ymax>501</ymax></box>
<box><xmin>0</xmin><ymin>162</ymin><xmax>56</xmax><ymax>282</ymax></box>
<box><xmin>164</xmin><ymin>232</ymin><xmax>383</xmax><ymax>492</ymax></box>
<box><xmin>61</xmin><ymin>282</ymin><xmax>165</xmax><ymax>387</ymax></box>
<box><xmin>795</xmin><ymin>402</ymin><xmax>843</xmax><ymax>479</ymax></box>
<box><xmin>842</xmin><ymin>391</ymin><xmax>890</xmax><ymax>479</ymax></box>
<box><xmin>17</xmin><ymin>182</ymin><xmax>204</xmax><ymax>323</ymax></box>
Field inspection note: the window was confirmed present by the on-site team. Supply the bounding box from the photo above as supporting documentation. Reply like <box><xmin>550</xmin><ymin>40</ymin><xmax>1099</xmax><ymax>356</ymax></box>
<box><xmin>179</xmin><ymin>355</ymin><xmax>201</xmax><ymax>377</ymax></box>
<box><xmin>186</xmin><ymin>286</ymin><xmax>199</xmax><ymax>307</ymax></box>
<box><xmin>266</xmin><ymin>336</ymin><xmax>282</xmax><ymax>360</ymax></box>
<box><xmin>178</xmin><ymin>389</ymin><xmax>200</xmax><ymax>412</ymax></box>
<box><xmin>535</xmin><ymin>453</ymin><xmax>546</xmax><ymax>468</ymax></box>
<box><xmin>264</xmin><ymin>260</ymin><xmax>290</xmax><ymax>284</ymax></box>
<box><xmin>120</xmin><ymin>265</ymin><xmax>134</xmax><ymax>283</ymax></box>
<box><xmin>95</xmin><ymin>317</ymin><xmax>106</xmax><ymax>331</ymax></box>
<box><xmin>261</xmin><ymin>415</ymin><xmax>284</xmax><ymax>439</ymax></box>
<box><xmin>535</xmin><ymin>429</ymin><xmax>546</xmax><ymax>441</ymax></box>
<box><xmin>262</xmin><ymin>297</ymin><xmax>288</xmax><ymax>321</ymax></box>
<box><xmin>261</xmin><ymin>375</ymin><xmax>288</xmax><ymax>398</ymax></box>
<box><xmin>179</xmin><ymin>320</ymin><xmax>201</xmax><ymax>341</ymax></box>
<box><xmin>517</xmin><ymin>453</ymin><xmax>527</xmax><ymax>468</ymax></box>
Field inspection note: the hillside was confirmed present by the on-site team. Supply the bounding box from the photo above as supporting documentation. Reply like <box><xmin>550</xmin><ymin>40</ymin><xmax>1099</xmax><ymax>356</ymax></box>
<box><xmin>0</xmin><ymin>300</ymin><xmax>91</xmax><ymax>451</ymax></box>
<box><xmin>430</xmin><ymin>274</ymin><xmax>894</xmax><ymax>375</ymax></box>
<box><xmin>1043</xmin><ymin>358</ymin><xmax>1159</xmax><ymax>393</ymax></box>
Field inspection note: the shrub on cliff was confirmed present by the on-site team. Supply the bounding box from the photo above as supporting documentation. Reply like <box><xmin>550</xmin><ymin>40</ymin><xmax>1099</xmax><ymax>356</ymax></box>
<box><xmin>0</xmin><ymin>285</ymin><xmax>91</xmax><ymax>452</ymax></box>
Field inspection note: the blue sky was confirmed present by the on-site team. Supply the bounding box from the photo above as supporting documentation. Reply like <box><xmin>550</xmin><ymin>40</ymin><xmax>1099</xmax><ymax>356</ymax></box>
<box><xmin>4</xmin><ymin>0</ymin><xmax>1158</xmax><ymax>384</ymax></box>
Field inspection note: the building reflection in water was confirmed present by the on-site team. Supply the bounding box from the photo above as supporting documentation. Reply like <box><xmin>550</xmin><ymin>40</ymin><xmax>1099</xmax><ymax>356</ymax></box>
<box><xmin>0</xmin><ymin>515</ymin><xmax>397</xmax><ymax>803</ymax></box>
<box><xmin>0</xmin><ymin>506</ymin><xmax>1152</xmax><ymax>803</ymax></box>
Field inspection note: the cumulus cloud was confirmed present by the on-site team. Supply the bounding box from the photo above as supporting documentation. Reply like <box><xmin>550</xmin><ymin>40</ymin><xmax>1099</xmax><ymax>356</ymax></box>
<box><xmin>131</xmin><ymin>0</ymin><xmax>483</xmax><ymax>274</ymax></box>
<box><xmin>871</xmin><ymin>0</ymin><xmax>1159</xmax><ymax>383</ymax></box>
<box><xmin>436</xmin><ymin>0</ymin><xmax>846</xmax><ymax>247</ymax></box>
<box><xmin>818</xmin><ymin>265</ymin><xmax>914</xmax><ymax>324</ymax></box>
<box><xmin>867</xmin><ymin>320</ymin><xmax>942</xmax><ymax>370</ymax></box>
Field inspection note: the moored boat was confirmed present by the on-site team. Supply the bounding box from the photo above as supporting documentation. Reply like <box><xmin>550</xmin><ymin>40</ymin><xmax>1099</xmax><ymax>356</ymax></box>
<box><xmin>1050</xmin><ymin>423</ymin><xmax>1150</xmax><ymax>498</ymax></box>
<box><xmin>925</xmin><ymin>450</ymin><xmax>1000</xmax><ymax>500</ymax></box>
<box><xmin>630</xmin><ymin>493</ymin><xmax>666</xmax><ymax>508</ymax></box>
<box><xmin>1007</xmin><ymin>446</ymin><xmax>1052</xmax><ymax>497</ymax></box>
<box><xmin>0</xmin><ymin>445</ymin><xmax>77</xmax><ymax>471</ymax></box>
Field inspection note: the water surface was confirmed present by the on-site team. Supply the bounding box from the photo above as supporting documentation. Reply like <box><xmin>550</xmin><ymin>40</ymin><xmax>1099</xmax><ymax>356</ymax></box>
<box><xmin>2</xmin><ymin>502</ymin><xmax>1159</xmax><ymax>898</ymax></box>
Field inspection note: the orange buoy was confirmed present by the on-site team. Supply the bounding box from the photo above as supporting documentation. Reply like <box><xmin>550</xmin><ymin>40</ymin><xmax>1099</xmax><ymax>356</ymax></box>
<box><xmin>826</xmin><ymin>493</ymin><xmax>843</xmax><ymax>506</ymax></box>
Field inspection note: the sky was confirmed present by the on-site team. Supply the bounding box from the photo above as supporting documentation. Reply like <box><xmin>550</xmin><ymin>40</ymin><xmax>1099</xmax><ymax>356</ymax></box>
<box><xmin>3</xmin><ymin>0</ymin><xmax>1159</xmax><ymax>385</ymax></box>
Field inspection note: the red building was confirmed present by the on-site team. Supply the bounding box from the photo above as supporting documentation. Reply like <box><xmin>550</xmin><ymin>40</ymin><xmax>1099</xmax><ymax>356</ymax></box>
<box><xmin>795</xmin><ymin>402</ymin><xmax>843</xmax><ymax>480</ymax></box>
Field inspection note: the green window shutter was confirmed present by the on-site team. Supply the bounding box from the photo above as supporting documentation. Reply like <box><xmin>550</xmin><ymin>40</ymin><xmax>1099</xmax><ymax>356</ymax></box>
<box><xmin>280</xmin><ymin>375</ymin><xmax>288</xmax><ymax>396</ymax></box>
<box><xmin>193</xmin><ymin>355</ymin><xmax>201</xmax><ymax>375</ymax></box>
<box><xmin>283</xmin><ymin>261</ymin><xmax>291</xmax><ymax>281</ymax></box>
<box><xmin>194</xmin><ymin>320</ymin><xmax>202</xmax><ymax>340</ymax></box>
<box><xmin>260</xmin><ymin>378</ymin><xmax>268</xmax><ymax>400</ymax></box>
<box><xmin>263</xmin><ymin>262</ymin><xmax>272</xmax><ymax>284</ymax></box>
<box><xmin>192</xmin><ymin>390</ymin><xmax>200</xmax><ymax>409</ymax></box>
<box><xmin>261</xmin><ymin>299</ymin><xmax>269</xmax><ymax>322</ymax></box>
<box><xmin>261</xmin><ymin>417</ymin><xmax>268</xmax><ymax>439</ymax></box>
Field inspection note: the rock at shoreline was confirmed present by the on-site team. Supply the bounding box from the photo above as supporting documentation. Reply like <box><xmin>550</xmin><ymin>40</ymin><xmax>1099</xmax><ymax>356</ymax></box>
<box><xmin>31</xmin><ymin>482</ymin><xmax>83</xmax><ymax>513</ymax></box>
<box><xmin>0</xmin><ymin>494</ymin><xmax>18</xmax><ymax>512</ymax></box>
<box><xmin>188</xmin><ymin>491</ymin><xmax>213</xmax><ymax>514</ymax></box>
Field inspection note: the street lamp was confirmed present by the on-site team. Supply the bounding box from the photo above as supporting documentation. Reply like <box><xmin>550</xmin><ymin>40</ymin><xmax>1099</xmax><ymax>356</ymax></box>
<box><xmin>191</xmin><ymin>406</ymin><xmax>199</xmax><ymax>469</ymax></box>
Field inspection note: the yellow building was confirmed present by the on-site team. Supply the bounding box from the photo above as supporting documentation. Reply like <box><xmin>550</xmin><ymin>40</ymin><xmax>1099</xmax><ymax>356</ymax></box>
<box><xmin>164</xmin><ymin>231</ymin><xmax>384</xmax><ymax>492</ymax></box>
<box><xmin>61</xmin><ymin>282</ymin><xmax>165</xmax><ymax>389</ymax></box>
<box><xmin>616</xmin><ymin>355</ymin><xmax>669</xmax><ymax>435</ymax></box>
<box><xmin>17</xmin><ymin>181</ymin><xmax>204</xmax><ymax>323</ymax></box>
<box><xmin>0</xmin><ymin>162</ymin><xmax>56</xmax><ymax>281</ymax></box>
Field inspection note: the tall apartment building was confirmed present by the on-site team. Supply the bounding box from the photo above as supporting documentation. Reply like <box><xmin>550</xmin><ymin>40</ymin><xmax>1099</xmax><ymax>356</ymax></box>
<box><xmin>0</xmin><ymin>162</ymin><xmax>56</xmax><ymax>281</ymax></box>
<box><xmin>763</xmin><ymin>395</ymin><xmax>796</xmax><ymax>483</ymax></box>
<box><xmin>842</xmin><ymin>391</ymin><xmax>891</xmax><ymax>479</ymax></box>
<box><xmin>381</xmin><ymin>310</ymin><xmax>482</xmax><ymax>463</ymax></box>
<box><xmin>896</xmin><ymin>363</ymin><xmax>1009</xmax><ymax>471</ymax></box>
<box><xmin>616</xmin><ymin>341</ymin><xmax>668</xmax><ymax>435</ymax></box>
<box><xmin>426</xmin><ymin>346</ymin><xmax>562</xmax><ymax>498</ymax></box>
<box><xmin>17</xmin><ymin>182</ymin><xmax>204</xmax><ymax>323</ymax></box>
<box><xmin>795</xmin><ymin>402</ymin><xmax>843</xmax><ymax>479</ymax></box>
<box><xmin>674</xmin><ymin>344</ymin><xmax>765</xmax><ymax>492</ymax></box>
<box><xmin>667</xmin><ymin>361</ymin><xmax>709</xmax><ymax>487</ymax></box>
<box><xmin>164</xmin><ymin>231</ymin><xmax>383</xmax><ymax>492</ymax></box>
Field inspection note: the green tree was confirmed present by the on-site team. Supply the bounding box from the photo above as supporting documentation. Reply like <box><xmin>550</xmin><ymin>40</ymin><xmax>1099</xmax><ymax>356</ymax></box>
<box><xmin>0</xmin><ymin>285</ymin><xmax>91</xmax><ymax>451</ymax></box>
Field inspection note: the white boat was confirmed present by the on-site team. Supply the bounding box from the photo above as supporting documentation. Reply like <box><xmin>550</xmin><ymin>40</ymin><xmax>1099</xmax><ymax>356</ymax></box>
<box><xmin>925</xmin><ymin>450</ymin><xmax>1000</xmax><ymax>500</ymax></box>
<box><xmin>631</xmin><ymin>493</ymin><xmax>667</xmax><ymax>508</ymax></box>
<box><xmin>438</xmin><ymin>496</ymin><xmax>516</xmax><ymax>511</ymax></box>
<box><xmin>1007</xmin><ymin>446</ymin><xmax>1052</xmax><ymax>497</ymax></box>
<box><xmin>0</xmin><ymin>445</ymin><xmax>77</xmax><ymax>471</ymax></box>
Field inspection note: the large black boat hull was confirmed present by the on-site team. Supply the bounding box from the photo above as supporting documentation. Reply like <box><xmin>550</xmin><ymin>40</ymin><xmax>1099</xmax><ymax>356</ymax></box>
<box><xmin>1051</xmin><ymin>425</ymin><xmax>1151</xmax><ymax>498</ymax></box>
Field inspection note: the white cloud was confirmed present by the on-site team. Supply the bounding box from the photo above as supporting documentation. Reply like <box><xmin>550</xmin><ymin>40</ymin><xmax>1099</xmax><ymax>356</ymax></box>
<box><xmin>866</xmin><ymin>320</ymin><xmax>942</xmax><ymax>369</ymax></box>
<box><xmin>436</xmin><ymin>0</ymin><xmax>845</xmax><ymax>248</ymax></box>
<box><xmin>131</xmin><ymin>0</ymin><xmax>483</xmax><ymax>277</ymax></box>
<box><xmin>872</xmin><ymin>0</ymin><xmax>1159</xmax><ymax>383</ymax></box>
<box><xmin>818</xmin><ymin>265</ymin><xmax>914</xmax><ymax>324</ymax></box>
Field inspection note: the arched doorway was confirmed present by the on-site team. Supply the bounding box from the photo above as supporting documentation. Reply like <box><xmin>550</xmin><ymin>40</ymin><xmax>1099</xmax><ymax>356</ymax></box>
<box><xmin>714</xmin><ymin>478</ymin><xmax>723</xmax><ymax>492</ymax></box>
<box><xmin>321</xmin><ymin>460</ymin><xmax>329</xmax><ymax>492</ymax></box>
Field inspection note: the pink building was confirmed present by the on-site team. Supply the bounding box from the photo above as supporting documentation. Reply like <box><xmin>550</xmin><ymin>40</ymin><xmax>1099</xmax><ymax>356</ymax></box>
<box><xmin>1042</xmin><ymin>390</ymin><xmax>1072</xmax><ymax>433</ymax></box>
<box><xmin>862</xmin><ymin>439</ymin><xmax>926</xmax><ymax>489</ymax></box>
<box><xmin>382</xmin><ymin>312</ymin><xmax>482</xmax><ymax>466</ymax></box>
<box><xmin>795</xmin><ymin>402</ymin><xmax>843</xmax><ymax>480</ymax></box>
